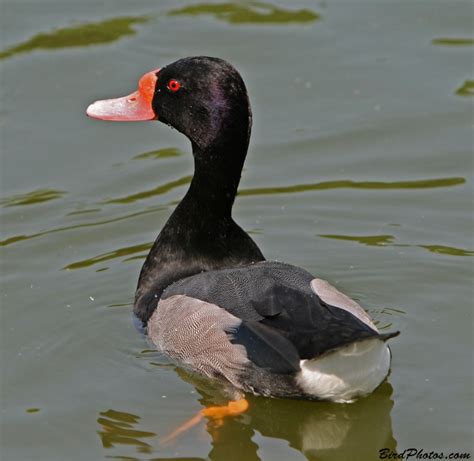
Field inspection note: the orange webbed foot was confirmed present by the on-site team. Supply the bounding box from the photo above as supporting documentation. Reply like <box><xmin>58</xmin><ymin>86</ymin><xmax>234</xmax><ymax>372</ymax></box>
<box><xmin>160</xmin><ymin>398</ymin><xmax>249</xmax><ymax>444</ymax></box>
<box><xmin>201</xmin><ymin>398</ymin><xmax>249</xmax><ymax>418</ymax></box>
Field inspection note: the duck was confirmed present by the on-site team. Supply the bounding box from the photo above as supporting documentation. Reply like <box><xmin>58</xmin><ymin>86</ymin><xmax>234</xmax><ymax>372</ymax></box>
<box><xmin>87</xmin><ymin>56</ymin><xmax>399</xmax><ymax>409</ymax></box>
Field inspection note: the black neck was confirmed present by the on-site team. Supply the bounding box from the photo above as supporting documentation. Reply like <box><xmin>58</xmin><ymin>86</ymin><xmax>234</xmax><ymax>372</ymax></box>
<box><xmin>176</xmin><ymin>137</ymin><xmax>247</xmax><ymax>220</ymax></box>
<box><xmin>134</xmin><ymin>118</ymin><xmax>265</xmax><ymax>324</ymax></box>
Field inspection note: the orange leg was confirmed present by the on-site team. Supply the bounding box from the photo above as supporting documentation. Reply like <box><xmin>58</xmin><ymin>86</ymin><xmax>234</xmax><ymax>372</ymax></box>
<box><xmin>160</xmin><ymin>399</ymin><xmax>249</xmax><ymax>444</ymax></box>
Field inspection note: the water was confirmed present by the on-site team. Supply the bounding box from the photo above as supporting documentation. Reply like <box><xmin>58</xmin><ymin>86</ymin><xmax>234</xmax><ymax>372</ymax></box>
<box><xmin>1</xmin><ymin>1</ymin><xmax>473</xmax><ymax>460</ymax></box>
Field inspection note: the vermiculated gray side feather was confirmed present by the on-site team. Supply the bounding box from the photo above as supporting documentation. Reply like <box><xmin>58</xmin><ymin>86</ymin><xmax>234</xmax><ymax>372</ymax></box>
<box><xmin>148</xmin><ymin>294</ymin><xmax>249</xmax><ymax>387</ymax></box>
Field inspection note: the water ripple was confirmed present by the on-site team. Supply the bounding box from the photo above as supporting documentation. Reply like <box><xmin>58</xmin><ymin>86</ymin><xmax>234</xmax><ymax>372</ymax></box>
<box><xmin>63</xmin><ymin>242</ymin><xmax>153</xmax><ymax>270</ymax></box>
<box><xmin>318</xmin><ymin>234</ymin><xmax>394</xmax><ymax>247</ymax></box>
<box><xmin>66</xmin><ymin>208</ymin><xmax>101</xmax><ymax>216</ymax></box>
<box><xmin>432</xmin><ymin>38</ymin><xmax>474</xmax><ymax>46</ymax></box>
<box><xmin>455</xmin><ymin>80</ymin><xmax>474</xmax><ymax>97</ymax></box>
<box><xmin>319</xmin><ymin>234</ymin><xmax>473</xmax><ymax>257</ymax></box>
<box><xmin>97</xmin><ymin>409</ymin><xmax>156</xmax><ymax>451</ymax></box>
<box><xmin>168</xmin><ymin>1</ymin><xmax>319</xmax><ymax>25</ymax></box>
<box><xmin>238</xmin><ymin>177</ymin><xmax>466</xmax><ymax>196</ymax></box>
<box><xmin>420</xmin><ymin>245</ymin><xmax>474</xmax><ymax>257</ymax></box>
<box><xmin>133</xmin><ymin>147</ymin><xmax>183</xmax><ymax>161</ymax></box>
<box><xmin>0</xmin><ymin>207</ymin><xmax>164</xmax><ymax>247</ymax></box>
<box><xmin>103</xmin><ymin>175</ymin><xmax>192</xmax><ymax>205</ymax></box>
<box><xmin>0</xmin><ymin>17</ymin><xmax>148</xmax><ymax>60</ymax></box>
<box><xmin>0</xmin><ymin>189</ymin><xmax>67</xmax><ymax>207</ymax></box>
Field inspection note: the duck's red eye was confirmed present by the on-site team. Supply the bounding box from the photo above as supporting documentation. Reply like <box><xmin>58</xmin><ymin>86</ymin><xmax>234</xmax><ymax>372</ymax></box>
<box><xmin>168</xmin><ymin>79</ymin><xmax>181</xmax><ymax>92</ymax></box>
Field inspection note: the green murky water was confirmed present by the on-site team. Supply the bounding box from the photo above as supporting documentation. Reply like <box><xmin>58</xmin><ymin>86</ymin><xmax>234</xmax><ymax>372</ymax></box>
<box><xmin>1</xmin><ymin>1</ymin><xmax>473</xmax><ymax>460</ymax></box>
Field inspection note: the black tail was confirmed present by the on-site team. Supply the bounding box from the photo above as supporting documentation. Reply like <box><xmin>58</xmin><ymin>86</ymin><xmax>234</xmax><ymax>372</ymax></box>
<box><xmin>378</xmin><ymin>331</ymin><xmax>400</xmax><ymax>342</ymax></box>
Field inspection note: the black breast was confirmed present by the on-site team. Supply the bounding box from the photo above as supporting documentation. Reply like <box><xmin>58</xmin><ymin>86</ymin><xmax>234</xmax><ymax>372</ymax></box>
<box><xmin>134</xmin><ymin>217</ymin><xmax>265</xmax><ymax>324</ymax></box>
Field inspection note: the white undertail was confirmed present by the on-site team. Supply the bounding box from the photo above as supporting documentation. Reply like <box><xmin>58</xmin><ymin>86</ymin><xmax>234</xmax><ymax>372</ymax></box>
<box><xmin>296</xmin><ymin>338</ymin><xmax>391</xmax><ymax>403</ymax></box>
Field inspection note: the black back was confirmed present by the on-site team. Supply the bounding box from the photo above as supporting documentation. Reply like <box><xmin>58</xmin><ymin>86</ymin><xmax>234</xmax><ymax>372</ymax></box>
<box><xmin>162</xmin><ymin>261</ymin><xmax>393</xmax><ymax>373</ymax></box>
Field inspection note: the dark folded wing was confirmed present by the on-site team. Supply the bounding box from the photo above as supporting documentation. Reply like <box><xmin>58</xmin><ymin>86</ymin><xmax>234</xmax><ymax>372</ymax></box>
<box><xmin>162</xmin><ymin>261</ymin><xmax>398</xmax><ymax>372</ymax></box>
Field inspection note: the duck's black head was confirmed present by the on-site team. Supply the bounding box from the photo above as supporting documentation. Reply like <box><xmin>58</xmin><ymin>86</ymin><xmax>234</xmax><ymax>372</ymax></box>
<box><xmin>155</xmin><ymin>57</ymin><xmax>252</xmax><ymax>153</ymax></box>
<box><xmin>87</xmin><ymin>56</ymin><xmax>252</xmax><ymax>157</ymax></box>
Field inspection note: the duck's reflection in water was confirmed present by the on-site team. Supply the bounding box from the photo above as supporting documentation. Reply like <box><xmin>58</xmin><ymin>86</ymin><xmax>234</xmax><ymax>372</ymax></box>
<box><xmin>98</xmin><ymin>367</ymin><xmax>397</xmax><ymax>461</ymax></box>
<box><xmin>179</xmin><ymin>368</ymin><xmax>397</xmax><ymax>461</ymax></box>
<box><xmin>97</xmin><ymin>408</ymin><xmax>156</xmax><ymax>455</ymax></box>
